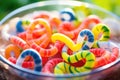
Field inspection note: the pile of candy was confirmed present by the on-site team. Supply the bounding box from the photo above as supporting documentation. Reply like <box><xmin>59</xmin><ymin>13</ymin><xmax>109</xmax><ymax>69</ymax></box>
<box><xmin>1</xmin><ymin>6</ymin><xmax>119</xmax><ymax>75</ymax></box>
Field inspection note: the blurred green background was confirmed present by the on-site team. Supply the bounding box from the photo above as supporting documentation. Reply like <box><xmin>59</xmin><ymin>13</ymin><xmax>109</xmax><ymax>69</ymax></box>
<box><xmin>0</xmin><ymin>0</ymin><xmax>120</xmax><ymax>20</ymax></box>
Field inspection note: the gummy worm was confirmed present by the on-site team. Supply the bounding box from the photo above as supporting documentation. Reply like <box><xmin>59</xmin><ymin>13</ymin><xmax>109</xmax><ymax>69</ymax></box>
<box><xmin>10</xmin><ymin>36</ymin><xmax>29</xmax><ymax>49</ymax></box>
<box><xmin>42</xmin><ymin>58</ymin><xmax>63</xmax><ymax>73</ymax></box>
<box><xmin>16</xmin><ymin>20</ymin><xmax>30</xmax><ymax>33</ymax></box>
<box><xmin>90</xmin><ymin>47</ymin><xmax>119</xmax><ymax>68</ymax></box>
<box><xmin>26</xmin><ymin>19</ymin><xmax>58</xmax><ymax>57</ymax></box>
<box><xmin>16</xmin><ymin>49</ymin><xmax>42</xmax><ymax>72</ymax></box>
<box><xmin>8</xmin><ymin>57</ymin><xmax>34</xmax><ymax>69</ymax></box>
<box><xmin>17</xmin><ymin>28</ymin><xmax>46</xmax><ymax>41</ymax></box>
<box><xmin>26</xmin><ymin>18</ymin><xmax>52</xmax><ymax>48</ymax></box>
<box><xmin>77</xmin><ymin>29</ymin><xmax>94</xmax><ymax>50</ymax></box>
<box><xmin>91</xmin><ymin>41</ymin><xmax>119</xmax><ymax>68</ymax></box>
<box><xmin>62</xmin><ymin>46</ymin><xmax>95</xmax><ymax>63</ymax></box>
<box><xmin>92</xmin><ymin>23</ymin><xmax>110</xmax><ymax>41</ymax></box>
<box><xmin>58</xmin><ymin>15</ymin><xmax>101</xmax><ymax>39</ymax></box>
<box><xmin>50</xmin><ymin>17</ymin><xmax>62</xmax><ymax>29</ymax></box>
<box><xmin>60</xmin><ymin>8</ymin><xmax>76</xmax><ymax>22</ymax></box>
<box><xmin>51</xmin><ymin>33</ymin><xmax>82</xmax><ymax>52</ymax></box>
<box><xmin>90</xmin><ymin>48</ymin><xmax>111</xmax><ymax>68</ymax></box>
<box><xmin>54</xmin><ymin>50</ymin><xmax>95</xmax><ymax>74</ymax></box>
<box><xmin>30</xmin><ymin>41</ymin><xmax>58</xmax><ymax>57</ymax></box>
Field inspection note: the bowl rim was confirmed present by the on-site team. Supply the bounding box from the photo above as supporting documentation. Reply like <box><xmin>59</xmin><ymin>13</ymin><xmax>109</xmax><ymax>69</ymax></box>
<box><xmin>0</xmin><ymin>0</ymin><xmax>120</xmax><ymax>78</ymax></box>
<box><xmin>0</xmin><ymin>53</ymin><xmax>120</xmax><ymax>78</ymax></box>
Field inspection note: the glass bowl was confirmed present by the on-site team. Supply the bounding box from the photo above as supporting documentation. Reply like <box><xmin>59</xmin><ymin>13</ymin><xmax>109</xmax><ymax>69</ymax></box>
<box><xmin>0</xmin><ymin>1</ymin><xmax>120</xmax><ymax>80</ymax></box>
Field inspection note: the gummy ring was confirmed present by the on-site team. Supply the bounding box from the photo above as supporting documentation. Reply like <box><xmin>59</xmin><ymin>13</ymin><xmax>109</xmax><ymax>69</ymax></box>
<box><xmin>5</xmin><ymin>44</ymin><xmax>21</xmax><ymax>59</ymax></box>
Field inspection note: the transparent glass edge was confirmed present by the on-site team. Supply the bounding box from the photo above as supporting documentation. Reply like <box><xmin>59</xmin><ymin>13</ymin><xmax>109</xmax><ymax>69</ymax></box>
<box><xmin>0</xmin><ymin>0</ymin><xmax>120</xmax><ymax>78</ymax></box>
